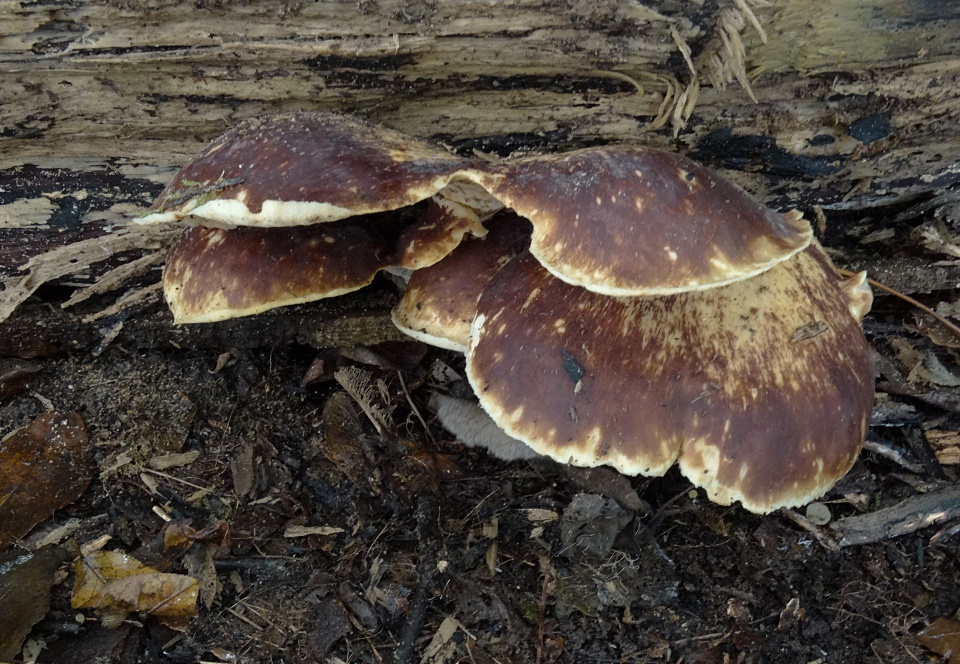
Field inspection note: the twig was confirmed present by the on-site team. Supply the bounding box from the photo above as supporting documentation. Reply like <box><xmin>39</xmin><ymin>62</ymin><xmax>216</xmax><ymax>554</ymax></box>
<box><xmin>862</xmin><ymin>437</ymin><xmax>927</xmax><ymax>474</ymax></box>
<box><xmin>535</xmin><ymin>564</ymin><xmax>551</xmax><ymax>664</ymax></box>
<box><xmin>831</xmin><ymin>483</ymin><xmax>960</xmax><ymax>546</ymax></box>
<box><xmin>393</xmin><ymin>493</ymin><xmax>442</xmax><ymax>664</ymax></box>
<box><xmin>398</xmin><ymin>370</ymin><xmax>436</xmax><ymax>444</ymax></box>
<box><xmin>838</xmin><ymin>268</ymin><xmax>960</xmax><ymax>338</ymax></box>
<box><xmin>929</xmin><ymin>519</ymin><xmax>960</xmax><ymax>545</ymax></box>
<box><xmin>780</xmin><ymin>508</ymin><xmax>841</xmax><ymax>552</ymax></box>
<box><xmin>139</xmin><ymin>467</ymin><xmax>211</xmax><ymax>493</ymax></box>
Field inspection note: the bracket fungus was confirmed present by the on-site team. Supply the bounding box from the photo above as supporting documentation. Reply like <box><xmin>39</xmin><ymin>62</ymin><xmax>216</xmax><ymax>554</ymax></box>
<box><xmin>140</xmin><ymin>112</ymin><xmax>498</xmax><ymax>323</ymax></box>
<box><xmin>392</xmin><ymin>212</ymin><xmax>531</xmax><ymax>352</ymax></box>
<box><xmin>142</xmin><ymin>112</ymin><xmax>875</xmax><ymax>513</ymax></box>
<box><xmin>465</xmin><ymin>243</ymin><xmax>873</xmax><ymax>514</ymax></box>
<box><xmin>140</xmin><ymin>112</ymin><xmax>481</xmax><ymax>227</ymax></box>
<box><xmin>471</xmin><ymin>146</ymin><xmax>813</xmax><ymax>296</ymax></box>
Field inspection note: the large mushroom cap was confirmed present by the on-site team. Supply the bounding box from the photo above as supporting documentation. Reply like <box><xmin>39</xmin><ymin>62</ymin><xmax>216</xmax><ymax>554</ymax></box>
<box><xmin>392</xmin><ymin>212</ymin><xmax>531</xmax><ymax>351</ymax></box>
<box><xmin>466</xmin><ymin>242</ymin><xmax>873</xmax><ymax>513</ymax></box>
<box><xmin>472</xmin><ymin>145</ymin><xmax>813</xmax><ymax>296</ymax></box>
<box><xmin>140</xmin><ymin>112</ymin><xmax>474</xmax><ymax>227</ymax></box>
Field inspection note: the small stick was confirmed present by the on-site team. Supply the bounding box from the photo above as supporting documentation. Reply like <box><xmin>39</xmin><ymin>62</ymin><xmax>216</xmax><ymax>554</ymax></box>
<box><xmin>398</xmin><ymin>370</ymin><xmax>436</xmax><ymax>444</ymax></box>
<box><xmin>832</xmin><ymin>483</ymin><xmax>960</xmax><ymax>546</ymax></box>
<box><xmin>862</xmin><ymin>438</ymin><xmax>927</xmax><ymax>474</ymax></box>
<box><xmin>536</xmin><ymin>565</ymin><xmax>551</xmax><ymax>664</ymax></box>
<box><xmin>393</xmin><ymin>494</ymin><xmax>442</xmax><ymax>664</ymax></box>
<box><xmin>780</xmin><ymin>508</ymin><xmax>841</xmax><ymax>552</ymax></box>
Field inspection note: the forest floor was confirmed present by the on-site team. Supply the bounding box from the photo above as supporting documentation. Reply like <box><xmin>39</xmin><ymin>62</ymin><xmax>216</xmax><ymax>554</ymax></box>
<box><xmin>2</xmin><ymin>204</ymin><xmax>960</xmax><ymax>664</ymax></box>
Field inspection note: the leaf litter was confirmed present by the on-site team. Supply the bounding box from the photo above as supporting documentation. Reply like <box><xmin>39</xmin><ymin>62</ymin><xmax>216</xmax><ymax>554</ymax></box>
<box><xmin>1</xmin><ymin>196</ymin><xmax>960</xmax><ymax>662</ymax></box>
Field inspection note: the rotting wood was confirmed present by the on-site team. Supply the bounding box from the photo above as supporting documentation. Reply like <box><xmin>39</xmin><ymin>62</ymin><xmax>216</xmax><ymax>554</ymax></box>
<box><xmin>831</xmin><ymin>483</ymin><xmax>960</xmax><ymax>546</ymax></box>
<box><xmin>2</xmin><ymin>0</ymin><xmax>960</xmax><ymax>345</ymax></box>
<box><xmin>2</xmin><ymin>0</ymin><xmax>960</xmax><ymax>219</ymax></box>
<box><xmin>0</xmin><ymin>293</ymin><xmax>407</xmax><ymax>359</ymax></box>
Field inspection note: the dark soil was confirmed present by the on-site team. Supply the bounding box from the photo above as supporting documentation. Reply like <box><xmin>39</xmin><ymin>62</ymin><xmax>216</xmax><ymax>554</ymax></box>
<box><xmin>2</xmin><ymin>263</ymin><xmax>959</xmax><ymax>664</ymax></box>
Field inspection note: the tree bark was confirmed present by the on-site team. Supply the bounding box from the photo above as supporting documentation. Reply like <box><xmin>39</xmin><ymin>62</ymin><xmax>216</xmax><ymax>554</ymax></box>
<box><xmin>2</xmin><ymin>0</ymin><xmax>959</xmax><ymax>341</ymax></box>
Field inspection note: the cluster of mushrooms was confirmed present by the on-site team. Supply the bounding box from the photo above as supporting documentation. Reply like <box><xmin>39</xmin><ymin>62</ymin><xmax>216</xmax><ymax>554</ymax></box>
<box><xmin>139</xmin><ymin>112</ymin><xmax>875</xmax><ymax>514</ymax></box>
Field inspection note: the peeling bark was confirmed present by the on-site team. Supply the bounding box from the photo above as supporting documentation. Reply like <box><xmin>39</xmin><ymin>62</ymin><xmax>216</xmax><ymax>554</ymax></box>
<box><xmin>1</xmin><ymin>0</ymin><xmax>959</xmax><ymax>341</ymax></box>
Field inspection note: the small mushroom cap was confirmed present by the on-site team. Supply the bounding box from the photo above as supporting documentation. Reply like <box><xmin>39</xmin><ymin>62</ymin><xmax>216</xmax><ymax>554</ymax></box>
<box><xmin>391</xmin><ymin>196</ymin><xmax>489</xmax><ymax>271</ymax></box>
<box><xmin>473</xmin><ymin>146</ymin><xmax>813</xmax><ymax>296</ymax></box>
<box><xmin>466</xmin><ymin>242</ymin><xmax>873</xmax><ymax>513</ymax></box>
<box><xmin>140</xmin><ymin>112</ymin><xmax>472</xmax><ymax>227</ymax></box>
<box><xmin>163</xmin><ymin>222</ymin><xmax>389</xmax><ymax>324</ymax></box>
<box><xmin>392</xmin><ymin>212</ymin><xmax>531</xmax><ymax>351</ymax></box>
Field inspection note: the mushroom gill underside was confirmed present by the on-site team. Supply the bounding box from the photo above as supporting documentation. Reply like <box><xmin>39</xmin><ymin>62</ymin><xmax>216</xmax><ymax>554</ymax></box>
<box><xmin>142</xmin><ymin>112</ymin><xmax>875</xmax><ymax>514</ymax></box>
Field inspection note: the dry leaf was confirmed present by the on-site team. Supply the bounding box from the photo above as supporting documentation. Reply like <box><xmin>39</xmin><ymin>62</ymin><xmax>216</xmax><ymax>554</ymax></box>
<box><xmin>917</xmin><ymin>617</ymin><xmax>960</xmax><ymax>662</ymax></box>
<box><xmin>522</xmin><ymin>508</ymin><xmax>559</xmax><ymax>523</ymax></box>
<box><xmin>420</xmin><ymin>615</ymin><xmax>465</xmax><ymax>664</ymax></box>
<box><xmin>0</xmin><ymin>412</ymin><xmax>92</xmax><ymax>545</ymax></box>
<box><xmin>147</xmin><ymin>450</ymin><xmax>201</xmax><ymax>470</ymax></box>
<box><xmin>72</xmin><ymin>550</ymin><xmax>198</xmax><ymax>630</ymax></box>
<box><xmin>918</xmin><ymin>352</ymin><xmax>960</xmax><ymax>387</ymax></box>
<box><xmin>318</xmin><ymin>392</ymin><xmax>380</xmax><ymax>492</ymax></box>
<box><xmin>300</xmin><ymin>355</ymin><xmax>328</xmax><ymax>387</ymax></box>
<box><xmin>230</xmin><ymin>441</ymin><xmax>256</xmax><ymax>497</ymax></box>
<box><xmin>183</xmin><ymin>543</ymin><xmax>220</xmax><ymax>609</ymax></box>
<box><xmin>334</xmin><ymin>366</ymin><xmax>393</xmax><ymax>435</ymax></box>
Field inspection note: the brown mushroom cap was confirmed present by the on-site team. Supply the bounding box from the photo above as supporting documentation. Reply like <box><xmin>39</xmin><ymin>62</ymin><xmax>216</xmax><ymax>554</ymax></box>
<box><xmin>390</xmin><ymin>196</ymin><xmax>489</xmax><ymax>271</ymax></box>
<box><xmin>472</xmin><ymin>146</ymin><xmax>813</xmax><ymax>296</ymax></box>
<box><xmin>163</xmin><ymin>199</ymin><xmax>495</xmax><ymax>324</ymax></box>
<box><xmin>466</xmin><ymin>242</ymin><xmax>873</xmax><ymax>513</ymax></box>
<box><xmin>163</xmin><ymin>222</ymin><xmax>390</xmax><ymax>324</ymax></box>
<box><xmin>392</xmin><ymin>212</ymin><xmax>531</xmax><ymax>351</ymax></box>
<box><xmin>140</xmin><ymin>112</ymin><xmax>474</xmax><ymax>227</ymax></box>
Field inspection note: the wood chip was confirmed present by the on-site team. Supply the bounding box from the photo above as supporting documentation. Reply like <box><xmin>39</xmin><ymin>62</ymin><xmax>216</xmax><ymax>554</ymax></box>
<box><xmin>283</xmin><ymin>526</ymin><xmax>345</xmax><ymax>538</ymax></box>
<box><xmin>925</xmin><ymin>429</ymin><xmax>960</xmax><ymax>465</ymax></box>
<box><xmin>147</xmin><ymin>450</ymin><xmax>201</xmax><ymax>470</ymax></box>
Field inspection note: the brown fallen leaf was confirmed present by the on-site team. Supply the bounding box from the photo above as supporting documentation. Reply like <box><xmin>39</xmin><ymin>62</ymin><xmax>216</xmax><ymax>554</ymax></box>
<box><xmin>917</xmin><ymin>616</ymin><xmax>960</xmax><ymax>662</ymax></box>
<box><xmin>72</xmin><ymin>550</ymin><xmax>198</xmax><ymax>630</ymax></box>
<box><xmin>183</xmin><ymin>542</ymin><xmax>221</xmax><ymax>609</ymax></box>
<box><xmin>0</xmin><ymin>411</ymin><xmax>92</xmax><ymax>546</ymax></box>
<box><xmin>164</xmin><ymin>519</ymin><xmax>231</xmax><ymax>550</ymax></box>
<box><xmin>317</xmin><ymin>391</ymin><xmax>380</xmax><ymax>493</ymax></box>
<box><xmin>230</xmin><ymin>440</ymin><xmax>256</xmax><ymax>497</ymax></box>
<box><xmin>0</xmin><ymin>547</ymin><xmax>68</xmax><ymax>660</ymax></box>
